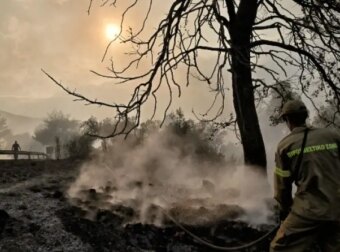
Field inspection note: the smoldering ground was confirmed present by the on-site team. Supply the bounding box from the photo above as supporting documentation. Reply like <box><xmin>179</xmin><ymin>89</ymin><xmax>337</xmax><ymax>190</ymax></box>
<box><xmin>0</xmin><ymin>129</ymin><xmax>278</xmax><ymax>251</ymax></box>
<box><xmin>67</xmin><ymin>127</ymin><xmax>275</xmax><ymax>228</ymax></box>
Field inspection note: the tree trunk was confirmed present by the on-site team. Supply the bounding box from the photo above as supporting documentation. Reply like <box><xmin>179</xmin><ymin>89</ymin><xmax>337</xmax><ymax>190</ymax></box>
<box><xmin>229</xmin><ymin>1</ymin><xmax>267</xmax><ymax>174</ymax></box>
<box><xmin>231</xmin><ymin>47</ymin><xmax>267</xmax><ymax>173</ymax></box>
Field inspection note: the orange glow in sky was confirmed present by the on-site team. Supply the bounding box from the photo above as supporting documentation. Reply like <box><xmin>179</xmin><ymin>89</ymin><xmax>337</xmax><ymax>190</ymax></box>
<box><xmin>105</xmin><ymin>23</ymin><xmax>119</xmax><ymax>40</ymax></box>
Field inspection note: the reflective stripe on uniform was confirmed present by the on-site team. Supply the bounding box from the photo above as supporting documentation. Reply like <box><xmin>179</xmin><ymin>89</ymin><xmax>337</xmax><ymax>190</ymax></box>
<box><xmin>275</xmin><ymin>167</ymin><xmax>291</xmax><ymax>177</ymax></box>
<box><xmin>287</xmin><ymin>143</ymin><xmax>338</xmax><ymax>158</ymax></box>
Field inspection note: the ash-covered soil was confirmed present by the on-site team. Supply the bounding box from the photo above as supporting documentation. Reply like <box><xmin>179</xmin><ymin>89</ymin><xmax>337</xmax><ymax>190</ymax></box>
<box><xmin>0</xmin><ymin>160</ymin><xmax>276</xmax><ymax>252</ymax></box>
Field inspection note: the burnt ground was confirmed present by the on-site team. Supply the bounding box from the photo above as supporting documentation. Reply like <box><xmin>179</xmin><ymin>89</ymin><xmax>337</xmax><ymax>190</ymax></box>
<box><xmin>0</xmin><ymin>160</ymin><xmax>277</xmax><ymax>252</ymax></box>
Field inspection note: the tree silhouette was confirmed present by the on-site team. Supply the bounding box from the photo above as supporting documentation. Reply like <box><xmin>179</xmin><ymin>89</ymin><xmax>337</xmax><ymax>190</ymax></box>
<box><xmin>44</xmin><ymin>0</ymin><xmax>340</xmax><ymax>173</ymax></box>
<box><xmin>34</xmin><ymin>111</ymin><xmax>79</xmax><ymax>146</ymax></box>
<box><xmin>312</xmin><ymin>100</ymin><xmax>340</xmax><ymax>128</ymax></box>
<box><xmin>0</xmin><ymin>117</ymin><xmax>12</xmax><ymax>148</ymax></box>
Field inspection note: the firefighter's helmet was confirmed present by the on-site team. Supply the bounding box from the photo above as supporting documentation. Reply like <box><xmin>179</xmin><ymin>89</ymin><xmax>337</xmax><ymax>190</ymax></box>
<box><xmin>280</xmin><ymin>100</ymin><xmax>308</xmax><ymax>118</ymax></box>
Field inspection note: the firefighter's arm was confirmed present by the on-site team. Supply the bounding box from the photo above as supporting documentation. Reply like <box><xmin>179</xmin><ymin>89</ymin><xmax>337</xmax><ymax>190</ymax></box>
<box><xmin>274</xmin><ymin>150</ymin><xmax>293</xmax><ymax>221</ymax></box>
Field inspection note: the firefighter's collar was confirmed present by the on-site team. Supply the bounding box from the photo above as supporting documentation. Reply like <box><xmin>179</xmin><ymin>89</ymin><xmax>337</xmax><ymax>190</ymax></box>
<box><xmin>291</xmin><ymin>126</ymin><xmax>309</xmax><ymax>133</ymax></box>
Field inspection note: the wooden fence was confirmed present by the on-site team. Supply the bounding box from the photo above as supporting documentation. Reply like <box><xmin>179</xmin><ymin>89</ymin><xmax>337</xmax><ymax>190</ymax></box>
<box><xmin>0</xmin><ymin>150</ymin><xmax>48</xmax><ymax>160</ymax></box>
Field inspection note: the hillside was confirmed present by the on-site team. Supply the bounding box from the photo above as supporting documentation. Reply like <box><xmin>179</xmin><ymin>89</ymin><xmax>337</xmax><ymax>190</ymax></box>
<box><xmin>0</xmin><ymin>110</ymin><xmax>42</xmax><ymax>135</ymax></box>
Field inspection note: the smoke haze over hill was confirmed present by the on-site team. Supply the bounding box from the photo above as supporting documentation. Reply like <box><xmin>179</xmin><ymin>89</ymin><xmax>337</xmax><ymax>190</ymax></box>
<box><xmin>0</xmin><ymin>110</ymin><xmax>42</xmax><ymax>135</ymax></box>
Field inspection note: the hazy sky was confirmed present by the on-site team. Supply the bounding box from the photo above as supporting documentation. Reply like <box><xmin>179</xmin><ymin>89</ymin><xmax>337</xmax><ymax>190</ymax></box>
<box><xmin>0</xmin><ymin>0</ymin><xmax>229</xmax><ymax>120</ymax></box>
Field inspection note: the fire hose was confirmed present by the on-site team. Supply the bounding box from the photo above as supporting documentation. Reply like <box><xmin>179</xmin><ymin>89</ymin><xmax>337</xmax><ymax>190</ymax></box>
<box><xmin>161</xmin><ymin>207</ymin><xmax>280</xmax><ymax>251</ymax></box>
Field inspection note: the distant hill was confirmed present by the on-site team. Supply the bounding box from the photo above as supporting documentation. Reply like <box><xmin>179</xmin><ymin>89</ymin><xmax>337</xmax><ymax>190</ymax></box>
<box><xmin>0</xmin><ymin>110</ymin><xmax>42</xmax><ymax>135</ymax></box>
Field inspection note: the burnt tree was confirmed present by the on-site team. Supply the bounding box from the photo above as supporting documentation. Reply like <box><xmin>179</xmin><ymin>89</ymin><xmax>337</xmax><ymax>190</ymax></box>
<box><xmin>44</xmin><ymin>0</ymin><xmax>340</xmax><ymax>174</ymax></box>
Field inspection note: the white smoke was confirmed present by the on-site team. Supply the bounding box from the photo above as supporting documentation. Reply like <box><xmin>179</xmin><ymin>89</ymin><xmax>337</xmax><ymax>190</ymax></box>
<box><xmin>67</xmin><ymin>128</ymin><xmax>274</xmax><ymax>226</ymax></box>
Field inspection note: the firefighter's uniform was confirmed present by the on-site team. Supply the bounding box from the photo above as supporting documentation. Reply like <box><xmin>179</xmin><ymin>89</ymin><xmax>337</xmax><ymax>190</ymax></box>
<box><xmin>270</xmin><ymin>126</ymin><xmax>340</xmax><ymax>251</ymax></box>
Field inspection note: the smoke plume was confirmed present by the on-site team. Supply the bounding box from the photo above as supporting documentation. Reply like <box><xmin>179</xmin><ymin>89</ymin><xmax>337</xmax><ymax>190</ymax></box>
<box><xmin>67</xmin><ymin>128</ymin><xmax>274</xmax><ymax>226</ymax></box>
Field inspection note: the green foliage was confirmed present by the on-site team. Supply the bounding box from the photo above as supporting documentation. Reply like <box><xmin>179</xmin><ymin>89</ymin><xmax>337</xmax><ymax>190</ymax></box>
<box><xmin>66</xmin><ymin>134</ymin><xmax>94</xmax><ymax>160</ymax></box>
<box><xmin>82</xmin><ymin>109</ymin><xmax>233</xmax><ymax>165</ymax></box>
<box><xmin>137</xmin><ymin>119</ymin><xmax>161</xmax><ymax>142</ymax></box>
<box><xmin>164</xmin><ymin>109</ymin><xmax>227</xmax><ymax>165</ymax></box>
<box><xmin>82</xmin><ymin>116</ymin><xmax>136</xmax><ymax>138</ymax></box>
<box><xmin>34</xmin><ymin>111</ymin><xmax>79</xmax><ymax>146</ymax></box>
<box><xmin>81</xmin><ymin>116</ymin><xmax>99</xmax><ymax>136</ymax></box>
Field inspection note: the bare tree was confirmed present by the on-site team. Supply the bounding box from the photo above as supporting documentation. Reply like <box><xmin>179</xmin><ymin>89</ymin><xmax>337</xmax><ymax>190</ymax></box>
<box><xmin>43</xmin><ymin>0</ymin><xmax>340</xmax><ymax>173</ymax></box>
<box><xmin>312</xmin><ymin>100</ymin><xmax>340</xmax><ymax>128</ymax></box>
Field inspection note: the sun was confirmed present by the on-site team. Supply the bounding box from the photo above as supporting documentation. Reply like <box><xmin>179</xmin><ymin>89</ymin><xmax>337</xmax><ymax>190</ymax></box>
<box><xmin>105</xmin><ymin>24</ymin><xmax>120</xmax><ymax>40</ymax></box>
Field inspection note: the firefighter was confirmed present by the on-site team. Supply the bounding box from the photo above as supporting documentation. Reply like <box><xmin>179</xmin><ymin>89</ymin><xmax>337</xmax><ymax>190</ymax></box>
<box><xmin>270</xmin><ymin>100</ymin><xmax>340</xmax><ymax>251</ymax></box>
<box><xmin>11</xmin><ymin>140</ymin><xmax>21</xmax><ymax>160</ymax></box>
